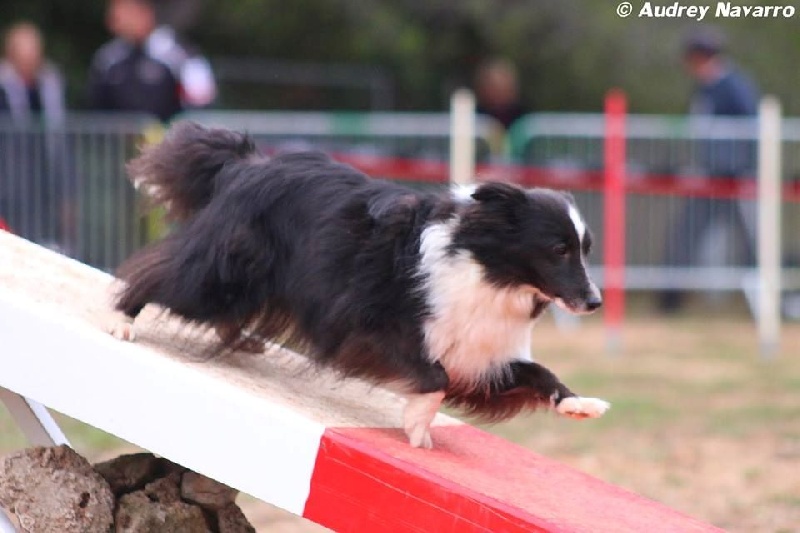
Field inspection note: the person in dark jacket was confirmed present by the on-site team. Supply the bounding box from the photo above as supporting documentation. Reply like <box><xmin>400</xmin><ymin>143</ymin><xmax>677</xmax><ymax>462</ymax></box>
<box><xmin>660</xmin><ymin>27</ymin><xmax>759</xmax><ymax>312</ymax></box>
<box><xmin>474</xmin><ymin>58</ymin><xmax>527</xmax><ymax>130</ymax></box>
<box><xmin>87</xmin><ymin>0</ymin><xmax>216</xmax><ymax>121</ymax></box>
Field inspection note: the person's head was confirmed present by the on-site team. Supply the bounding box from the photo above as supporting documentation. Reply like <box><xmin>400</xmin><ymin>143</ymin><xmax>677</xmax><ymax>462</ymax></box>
<box><xmin>475</xmin><ymin>58</ymin><xmax>520</xmax><ymax>109</ymax></box>
<box><xmin>683</xmin><ymin>27</ymin><xmax>726</xmax><ymax>83</ymax></box>
<box><xmin>107</xmin><ymin>0</ymin><xmax>157</xmax><ymax>43</ymax></box>
<box><xmin>4</xmin><ymin>22</ymin><xmax>44</xmax><ymax>84</ymax></box>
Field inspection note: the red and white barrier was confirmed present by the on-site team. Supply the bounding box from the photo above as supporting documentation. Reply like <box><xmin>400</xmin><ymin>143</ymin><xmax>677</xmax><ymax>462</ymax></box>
<box><xmin>603</xmin><ymin>90</ymin><xmax>627</xmax><ymax>352</ymax></box>
<box><xmin>0</xmin><ymin>232</ymin><xmax>721</xmax><ymax>531</ymax></box>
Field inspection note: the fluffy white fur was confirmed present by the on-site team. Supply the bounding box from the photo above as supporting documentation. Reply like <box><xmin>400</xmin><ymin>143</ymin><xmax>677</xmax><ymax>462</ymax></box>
<box><xmin>418</xmin><ymin>220</ymin><xmax>539</xmax><ymax>386</ymax></box>
<box><xmin>556</xmin><ymin>397</ymin><xmax>610</xmax><ymax>419</ymax></box>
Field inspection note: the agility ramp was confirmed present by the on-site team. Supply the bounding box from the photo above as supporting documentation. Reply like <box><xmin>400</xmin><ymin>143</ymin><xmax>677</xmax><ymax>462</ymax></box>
<box><xmin>0</xmin><ymin>231</ymin><xmax>719</xmax><ymax>532</ymax></box>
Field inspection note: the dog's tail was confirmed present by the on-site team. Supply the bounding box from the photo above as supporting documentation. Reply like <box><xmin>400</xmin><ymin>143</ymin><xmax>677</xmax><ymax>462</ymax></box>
<box><xmin>128</xmin><ymin>121</ymin><xmax>258</xmax><ymax>221</ymax></box>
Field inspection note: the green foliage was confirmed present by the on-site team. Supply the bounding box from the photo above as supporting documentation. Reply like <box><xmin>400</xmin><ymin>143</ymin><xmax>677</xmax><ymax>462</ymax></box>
<box><xmin>1</xmin><ymin>0</ymin><xmax>798</xmax><ymax>113</ymax></box>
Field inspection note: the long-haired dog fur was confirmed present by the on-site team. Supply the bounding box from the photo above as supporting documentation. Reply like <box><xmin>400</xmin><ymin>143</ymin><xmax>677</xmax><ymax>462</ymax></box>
<box><xmin>113</xmin><ymin>121</ymin><xmax>609</xmax><ymax>448</ymax></box>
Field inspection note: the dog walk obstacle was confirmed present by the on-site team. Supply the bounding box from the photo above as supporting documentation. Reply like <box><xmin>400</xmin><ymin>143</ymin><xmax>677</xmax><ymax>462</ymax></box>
<box><xmin>0</xmin><ymin>231</ymin><xmax>719</xmax><ymax>533</ymax></box>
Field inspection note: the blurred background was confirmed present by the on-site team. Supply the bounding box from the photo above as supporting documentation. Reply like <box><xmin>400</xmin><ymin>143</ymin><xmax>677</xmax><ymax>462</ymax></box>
<box><xmin>1</xmin><ymin>0</ymin><xmax>799</xmax><ymax>113</ymax></box>
<box><xmin>1</xmin><ymin>1</ymin><xmax>799</xmax><ymax>532</ymax></box>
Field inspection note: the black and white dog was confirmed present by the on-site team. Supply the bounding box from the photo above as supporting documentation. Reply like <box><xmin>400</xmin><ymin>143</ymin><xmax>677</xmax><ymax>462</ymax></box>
<box><xmin>113</xmin><ymin>122</ymin><xmax>609</xmax><ymax>448</ymax></box>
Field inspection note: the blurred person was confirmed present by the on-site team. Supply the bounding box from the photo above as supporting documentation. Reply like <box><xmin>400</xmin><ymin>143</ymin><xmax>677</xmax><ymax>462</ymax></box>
<box><xmin>0</xmin><ymin>22</ymin><xmax>65</xmax><ymax>125</ymax></box>
<box><xmin>474</xmin><ymin>58</ymin><xmax>527</xmax><ymax>131</ymax></box>
<box><xmin>0</xmin><ymin>22</ymin><xmax>74</xmax><ymax>253</ymax></box>
<box><xmin>660</xmin><ymin>27</ymin><xmax>759</xmax><ymax>312</ymax></box>
<box><xmin>88</xmin><ymin>0</ymin><xmax>216</xmax><ymax>122</ymax></box>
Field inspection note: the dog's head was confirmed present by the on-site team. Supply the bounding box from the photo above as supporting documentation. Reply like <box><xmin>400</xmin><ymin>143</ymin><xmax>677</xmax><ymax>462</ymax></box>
<box><xmin>454</xmin><ymin>182</ymin><xmax>602</xmax><ymax>315</ymax></box>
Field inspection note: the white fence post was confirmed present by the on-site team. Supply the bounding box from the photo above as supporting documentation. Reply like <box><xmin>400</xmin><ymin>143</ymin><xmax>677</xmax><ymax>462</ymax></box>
<box><xmin>449</xmin><ymin>88</ymin><xmax>476</xmax><ymax>186</ymax></box>
<box><xmin>757</xmin><ymin>96</ymin><xmax>782</xmax><ymax>357</ymax></box>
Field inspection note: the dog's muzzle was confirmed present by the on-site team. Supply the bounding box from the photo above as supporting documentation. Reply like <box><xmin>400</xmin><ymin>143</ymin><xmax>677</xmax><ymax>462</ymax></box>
<box><xmin>582</xmin><ymin>282</ymin><xmax>603</xmax><ymax>313</ymax></box>
<box><xmin>556</xmin><ymin>282</ymin><xmax>602</xmax><ymax>315</ymax></box>
<box><xmin>584</xmin><ymin>283</ymin><xmax>603</xmax><ymax>312</ymax></box>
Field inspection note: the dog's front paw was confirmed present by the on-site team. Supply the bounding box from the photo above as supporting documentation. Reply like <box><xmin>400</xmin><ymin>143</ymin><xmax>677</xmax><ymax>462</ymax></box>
<box><xmin>402</xmin><ymin>391</ymin><xmax>444</xmax><ymax>449</ymax></box>
<box><xmin>556</xmin><ymin>397</ymin><xmax>610</xmax><ymax>419</ymax></box>
<box><xmin>404</xmin><ymin>424</ymin><xmax>434</xmax><ymax>449</ymax></box>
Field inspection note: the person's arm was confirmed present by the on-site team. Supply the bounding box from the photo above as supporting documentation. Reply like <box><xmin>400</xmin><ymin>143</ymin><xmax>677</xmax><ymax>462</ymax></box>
<box><xmin>179</xmin><ymin>55</ymin><xmax>216</xmax><ymax>108</ymax></box>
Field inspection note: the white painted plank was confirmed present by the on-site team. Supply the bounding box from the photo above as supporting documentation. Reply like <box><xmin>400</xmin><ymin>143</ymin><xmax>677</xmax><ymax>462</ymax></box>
<box><xmin>0</xmin><ymin>292</ymin><xmax>325</xmax><ymax>515</ymax></box>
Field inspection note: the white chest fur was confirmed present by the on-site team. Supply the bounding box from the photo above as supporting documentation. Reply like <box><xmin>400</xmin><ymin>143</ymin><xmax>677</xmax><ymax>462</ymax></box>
<box><xmin>418</xmin><ymin>222</ymin><xmax>536</xmax><ymax>386</ymax></box>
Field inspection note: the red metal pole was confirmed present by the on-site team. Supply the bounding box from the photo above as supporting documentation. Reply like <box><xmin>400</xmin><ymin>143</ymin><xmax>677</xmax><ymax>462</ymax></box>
<box><xmin>603</xmin><ymin>90</ymin><xmax>626</xmax><ymax>351</ymax></box>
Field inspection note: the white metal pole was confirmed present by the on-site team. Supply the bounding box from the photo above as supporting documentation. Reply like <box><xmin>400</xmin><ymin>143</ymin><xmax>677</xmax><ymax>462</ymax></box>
<box><xmin>0</xmin><ymin>387</ymin><xmax>70</xmax><ymax>447</ymax></box>
<box><xmin>0</xmin><ymin>511</ymin><xmax>17</xmax><ymax>533</ymax></box>
<box><xmin>757</xmin><ymin>96</ymin><xmax>782</xmax><ymax>357</ymax></box>
<box><xmin>449</xmin><ymin>88</ymin><xmax>476</xmax><ymax>186</ymax></box>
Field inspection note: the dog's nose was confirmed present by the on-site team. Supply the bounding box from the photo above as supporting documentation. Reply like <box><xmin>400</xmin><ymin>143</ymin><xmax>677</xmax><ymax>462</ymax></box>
<box><xmin>585</xmin><ymin>295</ymin><xmax>603</xmax><ymax>312</ymax></box>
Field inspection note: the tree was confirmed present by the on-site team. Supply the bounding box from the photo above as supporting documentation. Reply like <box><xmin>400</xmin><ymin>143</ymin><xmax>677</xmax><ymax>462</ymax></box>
<box><xmin>2</xmin><ymin>0</ymin><xmax>798</xmax><ymax>114</ymax></box>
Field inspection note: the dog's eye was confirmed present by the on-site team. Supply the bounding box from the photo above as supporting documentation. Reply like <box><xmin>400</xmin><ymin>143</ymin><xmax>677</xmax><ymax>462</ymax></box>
<box><xmin>553</xmin><ymin>243</ymin><xmax>569</xmax><ymax>257</ymax></box>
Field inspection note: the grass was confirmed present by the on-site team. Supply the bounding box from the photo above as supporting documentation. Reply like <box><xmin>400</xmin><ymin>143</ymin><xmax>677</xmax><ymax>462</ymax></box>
<box><xmin>479</xmin><ymin>308</ymin><xmax>800</xmax><ymax>533</ymax></box>
<box><xmin>0</xmin><ymin>412</ymin><xmax>127</xmax><ymax>459</ymax></box>
<box><xmin>1</xmin><ymin>306</ymin><xmax>799</xmax><ymax>532</ymax></box>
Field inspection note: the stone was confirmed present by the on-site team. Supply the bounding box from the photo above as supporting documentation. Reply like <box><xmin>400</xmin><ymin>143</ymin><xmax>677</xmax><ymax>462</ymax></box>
<box><xmin>0</xmin><ymin>445</ymin><xmax>114</xmax><ymax>533</ymax></box>
<box><xmin>115</xmin><ymin>491</ymin><xmax>211</xmax><ymax>533</ymax></box>
<box><xmin>143</xmin><ymin>471</ymin><xmax>182</xmax><ymax>504</ymax></box>
<box><xmin>216</xmin><ymin>503</ymin><xmax>256</xmax><ymax>533</ymax></box>
<box><xmin>95</xmin><ymin>453</ymin><xmax>185</xmax><ymax>497</ymax></box>
<box><xmin>180</xmin><ymin>471</ymin><xmax>238</xmax><ymax>511</ymax></box>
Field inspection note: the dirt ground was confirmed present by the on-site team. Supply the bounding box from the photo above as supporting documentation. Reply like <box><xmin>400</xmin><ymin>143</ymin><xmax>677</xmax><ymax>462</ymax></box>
<box><xmin>2</xmin><ymin>309</ymin><xmax>799</xmax><ymax>532</ymax></box>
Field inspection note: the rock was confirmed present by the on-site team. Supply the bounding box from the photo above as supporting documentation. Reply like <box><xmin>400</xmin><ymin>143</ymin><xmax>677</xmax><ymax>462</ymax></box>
<box><xmin>0</xmin><ymin>445</ymin><xmax>114</xmax><ymax>533</ymax></box>
<box><xmin>144</xmin><ymin>471</ymin><xmax>182</xmax><ymax>504</ymax></box>
<box><xmin>216</xmin><ymin>503</ymin><xmax>256</xmax><ymax>533</ymax></box>
<box><xmin>95</xmin><ymin>453</ymin><xmax>185</xmax><ymax>497</ymax></box>
<box><xmin>115</xmin><ymin>491</ymin><xmax>211</xmax><ymax>533</ymax></box>
<box><xmin>181</xmin><ymin>471</ymin><xmax>238</xmax><ymax>510</ymax></box>
<box><xmin>1</xmin><ymin>447</ymin><xmax>254</xmax><ymax>532</ymax></box>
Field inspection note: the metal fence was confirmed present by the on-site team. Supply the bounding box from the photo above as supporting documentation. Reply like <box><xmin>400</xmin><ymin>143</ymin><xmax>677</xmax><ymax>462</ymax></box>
<box><xmin>1</xmin><ymin>111</ymin><xmax>798</xmax><ymax>318</ymax></box>
<box><xmin>179</xmin><ymin>110</ymin><xmax>500</xmax><ymax>180</ymax></box>
<box><xmin>0</xmin><ymin>111</ymin><xmax>498</xmax><ymax>271</ymax></box>
<box><xmin>507</xmin><ymin>114</ymin><xmax>800</xmax><ymax>305</ymax></box>
<box><xmin>0</xmin><ymin>113</ymin><xmax>161</xmax><ymax>271</ymax></box>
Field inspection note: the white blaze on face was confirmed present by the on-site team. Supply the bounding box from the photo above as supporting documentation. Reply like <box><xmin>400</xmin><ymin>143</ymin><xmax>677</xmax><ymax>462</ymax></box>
<box><xmin>564</xmin><ymin>200</ymin><xmax>601</xmax><ymax>314</ymax></box>
<box><xmin>567</xmin><ymin>204</ymin><xmax>586</xmax><ymax>246</ymax></box>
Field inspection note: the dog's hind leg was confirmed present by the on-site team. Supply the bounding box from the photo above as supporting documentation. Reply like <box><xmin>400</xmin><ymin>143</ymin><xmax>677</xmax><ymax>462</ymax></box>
<box><xmin>108</xmin><ymin>302</ymin><xmax>145</xmax><ymax>342</ymax></box>
<box><xmin>214</xmin><ymin>322</ymin><xmax>264</xmax><ymax>353</ymax></box>
<box><xmin>111</xmin><ymin>237</ymin><xmax>173</xmax><ymax>342</ymax></box>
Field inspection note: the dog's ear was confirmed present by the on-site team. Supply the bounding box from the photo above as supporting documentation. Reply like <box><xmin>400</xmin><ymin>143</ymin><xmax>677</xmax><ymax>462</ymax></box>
<box><xmin>471</xmin><ymin>182</ymin><xmax>527</xmax><ymax>206</ymax></box>
<box><xmin>470</xmin><ymin>182</ymin><xmax>528</xmax><ymax>226</ymax></box>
